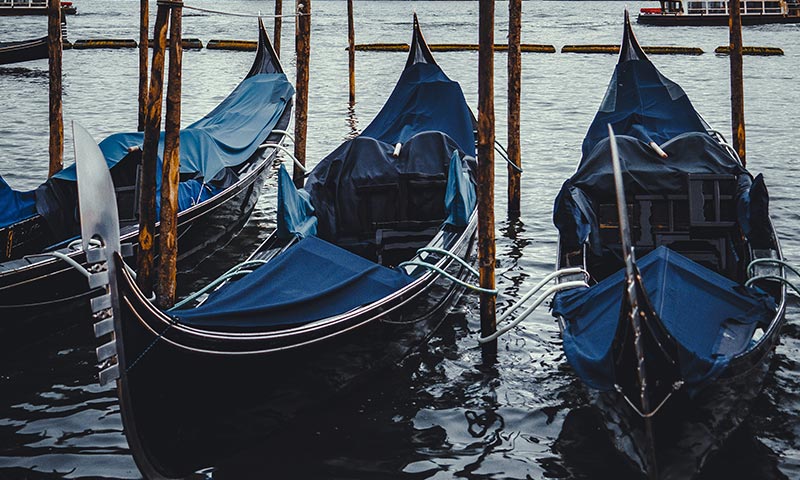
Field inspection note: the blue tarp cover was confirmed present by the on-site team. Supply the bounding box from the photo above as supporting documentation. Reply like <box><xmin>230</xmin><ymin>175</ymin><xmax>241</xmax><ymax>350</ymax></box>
<box><xmin>172</xmin><ymin>235</ymin><xmax>413</xmax><ymax>330</ymax></box>
<box><xmin>552</xmin><ymin>246</ymin><xmax>776</xmax><ymax>395</ymax></box>
<box><xmin>360</xmin><ymin>62</ymin><xmax>475</xmax><ymax>157</ymax></box>
<box><xmin>581</xmin><ymin>52</ymin><xmax>706</xmax><ymax>159</ymax></box>
<box><xmin>444</xmin><ymin>149</ymin><xmax>476</xmax><ymax>227</ymax></box>
<box><xmin>305</xmin><ymin>131</ymin><xmax>476</xmax><ymax>241</ymax></box>
<box><xmin>276</xmin><ymin>164</ymin><xmax>317</xmax><ymax>239</ymax></box>
<box><xmin>54</xmin><ymin>73</ymin><xmax>294</xmax><ymax>183</ymax></box>
<box><xmin>554</xmin><ymin>132</ymin><xmax>749</xmax><ymax>253</ymax></box>
<box><xmin>0</xmin><ymin>176</ymin><xmax>36</xmax><ymax>229</ymax></box>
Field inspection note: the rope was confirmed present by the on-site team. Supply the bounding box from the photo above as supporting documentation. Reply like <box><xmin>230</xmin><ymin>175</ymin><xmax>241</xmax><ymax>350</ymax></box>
<box><xmin>478</xmin><ymin>280</ymin><xmax>588</xmax><ymax>343</ymax></box>
<box><xmin>615</xmin><ymin>381</ymin><xmax>684</xmax><ymax>418</ymax></box>
<box><xmin>494</xmin><ymin>140</ymin><xmax>523</xmax><ymax>173</ymax></box>
<box><xmin>397</xmin><ymin>260</ymin><xmax>498</xmax><ymax>295</ymax></box>
<box><xmin>498</xmin><ymin>267</ymin><xmax>588</xmax><ymax>324</ymax></box>
<box><xmin>182</xmin><ymin>3</ymin><xmax>308</xmax><ymax>19</ymax></box>
<box><xmin>168</xmin><ymin>259</ymin><xmax>268</xmax><ymax>310</ymax></box>
<box><xmin>260</xmin><ymin>142</ymin><xmax>308</xmax><ymax>173</ymax></box>
<box><xmin>414</xmin><ymin>247</ymin><xmax>480</xmax><ymax>278</ymax></box>
<box><xmin>746</xmin><ymin>275</ymin><xmax>800</xmax><ymax>296</ymax></box>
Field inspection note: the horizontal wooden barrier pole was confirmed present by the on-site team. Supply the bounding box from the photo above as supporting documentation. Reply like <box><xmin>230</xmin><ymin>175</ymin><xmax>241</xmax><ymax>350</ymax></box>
<box><xmin>354</xmin><ymin>43</ymin><xmax>556</xmax><ymax>53</ymax></box>
<box><xmin>206</xmin><ymin>39</ymin><xmax>257</xmax><ymax>51</ymax></box>
<box><xmin>149</xmin><ymin>37</ymin><xmax>203</xmax><ymax>49</ymax></box>
<box><xmin>72</xmin><ymin>39</ymin><xmax>138</xmax><ymax>49</ymax></box>
<box><xmin>562</xmin><ymin>44</ymin><xmax>703</xmax><ymax>55</ymax></box>
<box><xmin>715</xmin><ymin>45</ymin><xmax>783</xmax><ymax>56</ymax></box>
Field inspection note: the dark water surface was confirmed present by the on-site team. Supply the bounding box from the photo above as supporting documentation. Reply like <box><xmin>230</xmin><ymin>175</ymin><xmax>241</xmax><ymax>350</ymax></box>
<box><xmin>1</xmin><ymin>1</ymin><xmax>799</xmax><ymax>478</ymax></box>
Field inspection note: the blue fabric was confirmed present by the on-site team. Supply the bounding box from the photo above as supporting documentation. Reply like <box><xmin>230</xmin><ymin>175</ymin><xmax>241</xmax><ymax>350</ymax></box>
<box><xmin>172</xmin><ymin>235</ymin><xmax>413</xmax><ymax>329</ymax></box>
<box><xmin>54</xmin><ymin>73</ymin><xmax>294</xmax><ymax>183</ymax></box>
<box><xmin>581</xmin><ymin>55</ymin><xmax>706</xmax><ymax>160</ymax></box>
<box><xmin>360</xmin><ymin>62</ymin><xmax>475</xmax><ymax>157</ymax></box>
<box><xmin>305</xmin><ymin>131</ymin><xmax>475</xmax><ymax>241</ymax></box>
<box><xmin>276</xmin><ymin>164</ymin><xmax>317</xmax><ymax>239</ymax></box>
<box><xmin>552</xmin><ymin>246</ymin><xmax>776</xmax><ymax>395</ymax></box>
<box><xmin>0</xmin><ymin>175</ymin><xmax>36</xmax><ymax>228</ymax></box>
<box><xmin>553</xmin><ymin>132</ymin><xmax>749</xmax><ymax>253</ymax></box>
<box><xmin>444</xmin><ymin>150</ymin><xmax>476</xmax><ymax>227</ymax></box>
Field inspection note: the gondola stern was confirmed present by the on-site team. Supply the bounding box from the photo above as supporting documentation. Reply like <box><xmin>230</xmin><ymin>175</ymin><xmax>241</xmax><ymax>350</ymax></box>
<box><xmin>247</xmin><ymin>16</ymin><xmax>283</xmax><ymax>77</ymax></box>
<box><xmin>620</xmin><ymin>9</ymin><xmax>649</xmax><ymax>64</ymax></box>
<box><xmin>406</xmin><ymin>13</ymin><xmax>437</xmax><ymax>69</ymax></box>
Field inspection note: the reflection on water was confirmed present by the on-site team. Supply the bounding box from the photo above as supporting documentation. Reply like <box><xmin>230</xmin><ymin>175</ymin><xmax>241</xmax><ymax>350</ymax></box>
<box><xmin>1</xmin><ymin>0</ymin><xmax>799</xmax><ymax>478</ymax></box>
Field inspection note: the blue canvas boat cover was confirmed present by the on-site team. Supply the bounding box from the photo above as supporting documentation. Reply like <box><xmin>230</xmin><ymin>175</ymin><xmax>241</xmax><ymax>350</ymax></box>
<box><xmin>0</xmin><ymin>176</ymin><xmax>36</xmax><ymax>229</ymax></box>
<box><xmin>172</xmin><ymin>235</ymin><xmax>413</xmax><ymax>330</ymax></box>
<box><xmin>276</xmin><ymin>164</ymin><xmax>317</xmax><ymax>239</ymax></box>
<box><xmin>360</xmin><ymin>62</ymin><xmax>475</xmax><ymax>157</ymax></box>
<box><xmin>54</xmin><ymin>73</ymin><xmax>294</xmax><ymax>183</ymax></box>
<box><xmin>552</xmin><ymin>246</ymin><xmax>776</xmax><ymax>395</ymax></box>
<box><xmin>444</xmin><ymin>149</ymin><xmax>476</xmax><ymax>227</ymax></box>
<box><xmin>305</xmin><ymin>131</ymin><xmax>476</xmax><ymax>240</ymax></box>
<box><xmin>581</xmin><ymin>41</ymin><xmax>706</xmax><ymax>159</ymax></box>
<box><xmin>553</xmin><ymin>132</ymin><xmax>751</xmax><ymax>253</ymax></box>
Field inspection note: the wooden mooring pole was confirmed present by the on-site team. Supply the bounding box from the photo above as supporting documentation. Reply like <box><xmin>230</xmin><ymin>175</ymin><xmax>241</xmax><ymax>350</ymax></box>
<box><xmin>274</xmin><ymin>0</ymin><xmax>282</xmax><ymax>57</ymax></box>
<box><xmin>729</xmin><ymin>0</ymin><xmax>746</xmax><ymax>167</ymax></box>
<box><xmin>156</xmin><ymin>0</ymin><xmax>183</xmax><ymax>309</ymax></box>
<box><xmin>47</xmin><ymin>0</ymin><xmax>63</xmax><ymax>177</ymax></box>
<box><xmin>294</xmin><ymin>0</ymin><xmax>310</xmax><ymax>188</ymax></box>
<box><xmin>478</xmin><ymin>0</ymin><xmax>497</xmax><ymax>357</ymax></box>
<box><xmin>347</xmin><ymin>0</ymin><xmax>355</xmax><ymax>105</ymax></box>
<box><xmin>507</xmin><ymin>0</ymin><xmax>521</xmax><ymax>215</ymax></box>
<box><xmin>137</xmin><ymin>4</ymin><xmax>170</xmax><ymax>295</ymax></box>
<box><xmin>138</xmin><ymin>0</ymin><xmax>149</xmax><ymax>131</ymax></box>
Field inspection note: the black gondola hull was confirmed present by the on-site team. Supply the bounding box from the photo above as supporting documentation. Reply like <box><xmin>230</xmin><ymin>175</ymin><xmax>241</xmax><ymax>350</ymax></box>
<box><xmin>0</xmin><ymin>37</ymin><xmax>48</xmax><ymax>65</ymax></box>
<box><xmin>112</xmin><ymin>220</ymin><xmax>476</xmax><ymax>478</ymax></box>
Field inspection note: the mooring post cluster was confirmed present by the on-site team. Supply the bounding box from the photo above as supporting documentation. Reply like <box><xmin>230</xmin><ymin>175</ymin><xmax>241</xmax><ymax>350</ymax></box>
<box><xmin>136</xmin><ymin>0</ymin><xmax>183</xmax><ymax>309</ymax></box>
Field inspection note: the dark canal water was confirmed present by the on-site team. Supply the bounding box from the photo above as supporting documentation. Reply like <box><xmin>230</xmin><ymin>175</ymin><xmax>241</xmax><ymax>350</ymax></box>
<box><xmin>1</xmin><ymin>1</ymin><xmax>799</xmax><ymax>478</ymax></box>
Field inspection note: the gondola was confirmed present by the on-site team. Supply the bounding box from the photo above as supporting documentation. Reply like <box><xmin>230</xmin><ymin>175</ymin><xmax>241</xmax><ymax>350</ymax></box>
<box><xmin>76</xmin><ymin>15</ymin><xmax>480</xmax><ymax>479</ymax></box>
<box><xmin>0</xmin><ymin>36</ymin><xmax>48</xmax><ymax>66</ymax></box>
<box><xmin>0</xmin><ymin>19</ymin><xmax>293</xmax><ymax>347</ymax></box>
<box><xmin>551</xmin><ymin>12</ymin><xmax>786</xmax><ymax>479</ymax></box>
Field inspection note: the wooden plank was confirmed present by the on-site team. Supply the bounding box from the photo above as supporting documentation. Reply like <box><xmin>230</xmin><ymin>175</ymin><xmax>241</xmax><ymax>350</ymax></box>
<box><xmin>294</xmin><ymin>0</ymin><xmax>311</xmax><ymax>188</ymax></box>
<box><xmin>507</xmin><ymin>0</ymin><xmax>521</xmax><ymax>215</ymax></box>
<box><xmin>47</xmin><ymin>0</ymin><xmax>63</xmax><ymax>177</ymax></box>
<box><xmin>729</xmin><ymin>0</ymin><xmax>746</xmax><ymax>166</ymax></box>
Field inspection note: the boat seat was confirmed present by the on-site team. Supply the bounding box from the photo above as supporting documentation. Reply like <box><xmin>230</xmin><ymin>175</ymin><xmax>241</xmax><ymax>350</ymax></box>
<box><xmin>596</xmin><ymin>174</ymin><xmax>741</xmax><ymax>277</ymax></box>
<box><xmin>403</xmin><ymin>173</ymin><xmax>447</xmax><ymax>222</ymax></box>
<box><xmin>355</xmin><ymin>182</ymin><xmax>401</xmax><ymax>234</ymax></box>
<box><xmin>375</xmin><ymin>220</ymin><xmax>441</xmax><ymax>267</ymax></box>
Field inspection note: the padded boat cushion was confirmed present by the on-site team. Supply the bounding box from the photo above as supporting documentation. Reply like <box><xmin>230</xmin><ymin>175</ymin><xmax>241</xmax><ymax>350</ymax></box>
<box><xmin>552</xmin><ymin>246</ymin><xmax>777</xmax><ymax>395</ymax></box>
<box><xmin>172</xmin><ymin>236</ymin><xmax>413</xmax><ymax>330</ymax></box>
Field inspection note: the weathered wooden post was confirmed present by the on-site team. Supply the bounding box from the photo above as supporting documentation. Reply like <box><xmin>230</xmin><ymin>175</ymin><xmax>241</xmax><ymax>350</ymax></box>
<box><xmin>347</xmin><ymin>0</ymin><xmax>355</xmax><ymax>105</ymax></box>
<box><xmin>137</xmin><ymin>3</ymin><xmax>170</xmax><ymax>295</ymax></box>
<box><xmin>138</xmin><ymin>0</ymin><xmax>149</xmax><ymax>132</ymax></box>
<box><xmin>294</xmin><ymin>0</ymin><xmax>311</xmax><ymax>188</ymax></box>
<box><xmin>478</xmin><ymin>0</ymin><xmax>497</xmax><ymax>356</ymax></box>
<box><xmin>507</xmin><ymin>0</ymin><xmax>522</xmax><ymax>215</ymax></box>
<box><xmin>47</xmin><ymin>0</ymin><xmax>63</xmax><ymax>177</ymax></box>
<box><xmin>729</xmin><ymin>0</ymin><xmax>746</xmax><ymax>166</ymax></box>
<box><xmin>274</xmin><ymin>0</ymin><xmax>282</xmax><ymax>57</ymax></box>
<box><xmin>156</xmin><ymin>0</ymin><xmax>183</xmax><ymax>309</ymax></box>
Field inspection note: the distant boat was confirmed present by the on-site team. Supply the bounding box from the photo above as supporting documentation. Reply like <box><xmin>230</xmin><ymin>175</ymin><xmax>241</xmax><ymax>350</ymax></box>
<box><xmin>0</xmin><ymin>0</ymin><xmax>76</xmax><ymax>16</ymax></box>
<box><xmin>638</xmin><ymin>0</ymin><xmax>800</xmax><ymax>25</ymax></box>
<box><xmin>0</xmin><ymin>36</ymin><xmax>48</xmax><ymax>65</ymax></box>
